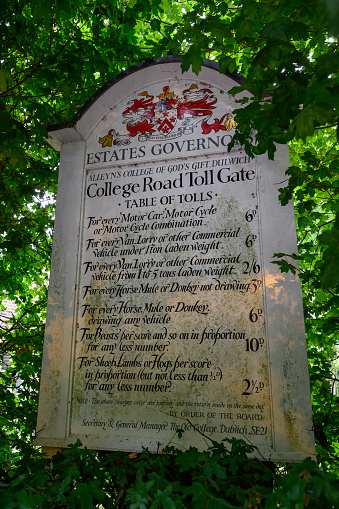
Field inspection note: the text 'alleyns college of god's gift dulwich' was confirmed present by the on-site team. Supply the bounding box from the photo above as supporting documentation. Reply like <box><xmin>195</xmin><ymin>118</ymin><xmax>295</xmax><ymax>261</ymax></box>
<box><xmin>35</xmin><ymin>57</ymin><xmax>316</xmax><ymax>462</ymax></box>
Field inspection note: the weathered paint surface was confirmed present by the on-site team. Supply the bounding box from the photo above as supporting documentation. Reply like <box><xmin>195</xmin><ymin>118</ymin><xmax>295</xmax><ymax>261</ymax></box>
<box><xmin>35</xmin><ymin>60</ymin><xmax>315</xmax><ymax>461</ymax></box>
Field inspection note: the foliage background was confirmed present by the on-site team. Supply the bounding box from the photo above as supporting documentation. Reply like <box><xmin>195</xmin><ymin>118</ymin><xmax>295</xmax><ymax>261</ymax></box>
<box><xmin>0</xmin><ymin>0</ymin><xmax>339</xmax><ymax>506</ymax></box>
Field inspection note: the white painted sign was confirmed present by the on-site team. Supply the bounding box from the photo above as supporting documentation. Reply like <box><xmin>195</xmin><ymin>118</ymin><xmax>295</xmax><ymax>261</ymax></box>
<box><xmin>35</xmin><ymin>58</ymin><xmax>315</xmax><ymax>462</ymax></box>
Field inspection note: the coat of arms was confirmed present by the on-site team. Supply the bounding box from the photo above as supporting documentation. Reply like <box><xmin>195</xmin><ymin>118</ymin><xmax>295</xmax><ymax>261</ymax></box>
<box><xmin>99</xmin><ymin>84</ymin><xmax>238</xmax><ymax>147</ymax></box>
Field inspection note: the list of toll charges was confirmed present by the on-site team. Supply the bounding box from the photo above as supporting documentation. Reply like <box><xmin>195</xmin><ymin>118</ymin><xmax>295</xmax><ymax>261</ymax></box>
<box><xmin>71</xmin><ymin>154</ymin><xmax>272</xmax><ymax>449</ymax></box>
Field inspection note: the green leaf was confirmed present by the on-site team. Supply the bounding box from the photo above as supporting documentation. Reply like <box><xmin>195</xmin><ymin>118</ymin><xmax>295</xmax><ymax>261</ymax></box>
<box><xmin>150</xmin><ymin>485</ymin><xmax>177</xmax><ymax>509</ymax></box>
<box><xmin>237</xmin><ymin>19</ymin><xmax>256</xmax><ymax>38</ymax></box>
<box><xmin>181</xmin><ymin>45</ymin><xmax>204</xmax><ymax>75</ymax></box>
<box><xmin>0</xmin><ymin>69</ymin><xmax>12</xmax><ymax>92</ymax></box>
<box><xmin>271</xmin><ymin>260</ymin><xmax>297</xmax><ymax>274</ymax></box>
<box><xmin>209</xmin><ymin>22</ymin><xmax>232</xmax><ymax>43</ymax></box>
<box><xmin>175</xmin><ymin>448</ymin><xmax>201</xmax><ymax>472</ymax></box>
<box><xmin>324</xmin><ymin>0</ymin><xmax>339</xmax><ymax>37</ymax></box>
<box><xmin>219</xmin><ymin>55</ymin><xmax>237</xmax><ymax>74</ymax></box>
<box><xmin>202</xmin><ymin>457</ymin><xmax>227</xmax><ymax>480</ymax></box>
<box><xmin>69</xmin><ymin>479</ymin><xmax>105</xmax><ymax>509</ymax></box>
<box><xmin>291</xmin><ymin>105</ymin><xmax>315</xmax><ymax>140</ymax></box>
<box><xmin>14</xmin><ymin>489</ymin><xmax>45</xmax><ymax>508</ymax></box>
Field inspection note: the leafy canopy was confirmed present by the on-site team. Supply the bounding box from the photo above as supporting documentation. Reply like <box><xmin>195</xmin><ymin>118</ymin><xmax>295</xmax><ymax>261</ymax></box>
<box><xmin>0</xmin><ymin>0</ymin><xmax>339</xmax><ymax>506</ymax></box>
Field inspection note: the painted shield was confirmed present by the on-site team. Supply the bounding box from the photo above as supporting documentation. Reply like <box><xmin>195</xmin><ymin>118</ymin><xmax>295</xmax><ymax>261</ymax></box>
<box><xmin>154</xmin><ymin>101</ymin><xmax>178</xmax><ymax>135</ymax></box>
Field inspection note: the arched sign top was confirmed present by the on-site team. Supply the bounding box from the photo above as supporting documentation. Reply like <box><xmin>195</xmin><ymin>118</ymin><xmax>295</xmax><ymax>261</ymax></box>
<box><xmin>47</xmin><ymin>57</ymin><xmax>247</xmax><ymax>154</ymax></box>
<box><xmin>48</xmin><ymin>57</ymin><xmax>245</xmax><ymax>132</ymax></box>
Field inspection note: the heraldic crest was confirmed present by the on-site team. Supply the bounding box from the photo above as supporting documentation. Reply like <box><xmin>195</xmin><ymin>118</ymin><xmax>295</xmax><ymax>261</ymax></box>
<box><xmin>98</xmin><ymin>84</ymin><xmax>238</xmax><ymax>148</ymax></box>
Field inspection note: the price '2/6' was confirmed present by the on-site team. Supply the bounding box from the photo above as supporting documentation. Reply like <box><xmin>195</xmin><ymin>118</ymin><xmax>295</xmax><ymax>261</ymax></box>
<box><xmin>243</xmin><ymin>260</ymin><xmax>260</xmax><ymax>274</ymax></box>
